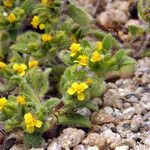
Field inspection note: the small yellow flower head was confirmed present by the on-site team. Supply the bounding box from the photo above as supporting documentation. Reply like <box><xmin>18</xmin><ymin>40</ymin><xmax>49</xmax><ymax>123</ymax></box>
<box><xmin>39</xmin><ymin>24</ymin><xmax>45</xmax><ymax>30</ymax></box>
<box><xmin>69</xmin><ymin>43</ymin><xmax>82</xmax><ymax>57</ymax></box>
<box><xmin>24</xmin><ymin>113</ymin><xmax>43</xmax><ymax>133</ymax></box>
<box><xmin>0</xmin><ymin>62</ymin><xmax>6</xmax><ymax>69</ymax></box>
<box><xmin>28</xmin><ymin>60</ymin><xmax>38</xmax><ymax>69</ymax></box>
<box><xmin>90</xmin><ymin>51</ymin><xmax>103</xmax><ymax>63</ymax></box>
<box><xmin>85</xmin><ymin>78</ymin><xmax>93</xmax><ymax>86</ymax></box>
<box><xmin>75</xmin><ymin>55</ymin><xmax>88</xmax><ymax>66</ymax></box>
<box><xmin>7</xmin><ymin>13</ymin><xmax>17</xmax><ymax>23</ymax></box>
<box><xmin>17</xmin><ymin>96</ymin><xmax>26</xmax><ymax>105</ymax></box>
<box><xmin>96</xmin><ymin>41</ymin><xmax>103</xmax><ymax>51</ymax></box>
<box><xmin>41</xmin><ymin>34</ymin><xmax>52</xmax><ymax>42</ymax></box>
<box><xmin>31</xmin><ymin>16</ymin><xmax>40</xmax><ymax>29</ymax></box>
<box><xmin>0</xmin><ymin>97</ymin><xmax>7</xmax><ymax>111</ymax></box>
<box><xmin>41</xmin><ymin>0</ymin><xmax>52</xmax><ymax>5</ymax></box>
<box><xmin>67</xmin><ymin>82</ymin><xmax>88</xmax><ymax>101</ymax></box>
<box><xmin>13</xmin><ymin>63</ymin><xmax>27</xmax><ymax>76</ymax></box>
<box><xmin>3</xmin><ymin>0</ymin><xmax>13</xmax><ymax>8</ymax></box>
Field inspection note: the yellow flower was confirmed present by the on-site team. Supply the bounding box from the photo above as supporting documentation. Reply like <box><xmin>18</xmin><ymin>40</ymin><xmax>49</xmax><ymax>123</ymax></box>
<box><xmin>74</xmin><ymin>55</ymin><xmax>88</xmax><ymax>66</ymax></box>
<box><xmin>31</xmin><ymin>16</ymin><xmax>40</xmax><ymax>29</ymax></box>
<box><xmin>41</xmin><ymin>34</ymin><xmax>52</xmax><ymax>42</ymax></box>
<box><xmin>85</xmin><ymin>78</ymin><xmax>93</xmax><ymax>86</ymax></box>
<box><xmin>24</xmin><ymin>113</ymin><xmax>43</xmax><ymax>133</ymax></box>
<box><xmin>67</xmin><ymin>82</ymin><xmax>88</xmax><ymax>101</ymax></box>
<box><xmin>0</xmin><ymin>62</ymin><xmax>6</xmax><ymax>69</ymax></box>
<box><xmin>7</xmin><ymin>13</ymin><xmax>16</xmax><ymax>23</ymax></box>
<box><xmin>3</xmin><ymin>0</ymin><xmax>13</xmax><ymax>7</ymax></box>
<box><xmin>13</xmin><ymin>63</ymin><xmax>27</xmax><ymax>76</ymax></box>
<box><xmin>90</xmin><ymin>51</ymin><xmax>103</xmax><ymax>63</ymax></box>
<box><xmin>0</xmin><ymin>97</ymin><xmax>7</xmax><ymax>111</ymax></box>
<box><xmin>17</xmin><ymin>96</ymin><xmax>26</xmax><ymax>105</ymax></box>
<box><xmin>41</xmin><ymin>0</ymin><xmax>52</xmax><ymax>5</ymax></box>
<box><xmin>39</xmin><ymin>24</ymin><xmax>45</xmax><ymax>30</ymax></box>
<box><xmin>69</xmin><ymin>43</ymin><xmax>82</xmax><ymax>57</ymax></box>
<box><xmin>96</xmin><ymin>41</ymin><xmax>103</xmax><ymax>51</ymax></box>
<box><xmin>28</xmin><ymin>60</ymin><xmax>38</xmax><ymax>69</ymax></box>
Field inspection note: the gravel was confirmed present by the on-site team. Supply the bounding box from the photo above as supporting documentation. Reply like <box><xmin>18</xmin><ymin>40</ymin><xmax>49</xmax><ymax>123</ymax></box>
<box><xmin>46</xmin><ymin>57</ymin><xmax>150</xmax><ymax>150</ymax></box>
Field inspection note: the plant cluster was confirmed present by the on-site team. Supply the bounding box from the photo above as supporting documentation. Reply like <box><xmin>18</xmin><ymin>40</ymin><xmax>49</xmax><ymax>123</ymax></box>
<box><xmin>127</xmin><ymin>0</ymin><xmax>150</xmax><ymax>57</ymax></box>
<box><xmin>0</xmin><ymin>0</ymin><xmax>136</xmax><ymax>148</ymax></box>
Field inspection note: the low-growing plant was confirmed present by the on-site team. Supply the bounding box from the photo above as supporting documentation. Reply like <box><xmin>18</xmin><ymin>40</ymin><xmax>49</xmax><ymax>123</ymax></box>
<box><xmin>127</xmin><ymin>0</ymin><xmax>150</xmax><ymax>58</ymax></box>
<box><xmin>0</xmin><ymin>0</ymin><xmax>136</xmax><ymax>148</ymax></box>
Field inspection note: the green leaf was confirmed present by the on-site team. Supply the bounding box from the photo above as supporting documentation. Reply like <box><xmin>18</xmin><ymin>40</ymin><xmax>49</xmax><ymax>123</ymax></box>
<box><xmin>10</xmin><ymin>43</ymin><xmax>29</xmax><ymax>53</ymax></box>
<box><xmin>119</xmin><ymin>65</ymin><xmax>136</xmax><ymax>78</ymax></box>
<box><xmin>32</xmin><ymin>4</ymin><xmax>48</xmax><ymax>14</ymax></box>
<box><xmin>10</xmin><ymin>31</ymin><xmax>40</xmax><ymax>54</ymax></box>
<box><xmin>67</xmin><ymin>4</ymin><xmax>92</xmax><ymax>26</ymax></box>
<box><xmin>21</xmin><ymin>0</ymin><xmax>34</xmax><ymax>14</ymax></box>
<box><xmin>88</xmin><ymin>29</ymin><xmax>106</xmax><ymax>40</ymax></box>
<box><xmin>90</xmin><ymin>78</ymin><xmax>106</xmax><ymax>97</ymax></box>
<box><xmin>44</xmin><ymin>98</ymin><xmax>61</xmax><ymax>112</ymax></box>
<box><xmin>128</xmin><ymin>25</ymin><xmax>144</xmax><ymax>36</ymax></box>
<box><xmin>58</xmin><ymin>113</ymin><xmax>92</xmax><ymax>128</ymax></box>
<box><xmin>102</xmin><ymin>34</ymin><xmax>112</xmax><ymax>53</ymax></box>
<box><xmin>25</xmin><ymin>68</ymin><xmax>51</xmax><ymax>99</ymax></box>
<box><xmin>24</xmin><ymin>132</ymin><xmax>43</xmax><ymax>148</ymax></box>
<box><xmin>80</xmin><ymin>101</ymin><xmax>99</xmax><ymax>111</ymax></box>
<box><xmin>81</xmin><ymin>38</ymin><xmax>91</xmax><ymax>48</ymax></box>
<box><xmin>137</xmin><ymin>0</ymin><xmax>147</xmax><ymax>21</ymax></box>
<box><xmin>114</xmin><ymin>50</ymin><xmax>125</xmax><ymax>60</ymax></box>
<box><xmin>58</xmin><ymin>50</ymin><xmax>73</xmax><ymax>65</ymax></box>
<box><xmin>114</xmin><ymin>50</ymin><xmax>125</xmax><ymax>67</ymax></box>
<box><xmin>20</xmin><ymin>80</ymin><xmax>40</xmax><ymax>104</ymax></box>
<box><xmin>120</xmin><ymin>56</ymin><xmax>136</xmax><ymax>66</ymax></box>
<box><xmin>16</xmin><ymin>31</ymin><xmax>40</xmax><ymax>43</ymax></box>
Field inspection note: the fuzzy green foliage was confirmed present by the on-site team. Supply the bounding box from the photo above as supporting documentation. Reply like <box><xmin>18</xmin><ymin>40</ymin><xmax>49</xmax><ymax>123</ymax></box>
<box><xmin>67</xmin><ymin>4</ymin><xmax>92</xmax><ymax>26</ymax></box>
<box><xmin>128</xmin><ymin>0</ymin><xmax>150</xmax><ymax>57</ymax></box>
<box><xmin>138</xmin><ymin>0</ymin><xmax>150</xmax><ymax>22</ymax></box>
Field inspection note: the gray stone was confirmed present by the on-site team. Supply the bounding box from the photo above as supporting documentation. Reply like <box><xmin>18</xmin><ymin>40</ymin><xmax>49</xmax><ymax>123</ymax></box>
<box><xmin>82</xmin><ymin>133</ymin><xmax>106</xmax><ymax>149</ymax></box>
<box><xmin>47</xmin><ymin>141</ymin><xmax>61</xmax><ymax>150</ymax></box>
<box><xmin>103</xmin><ymin>106</ymin><xmax>114</xmax><ymax>115</ymax></box>
<box><xmin>91</xmin><ymin>110</ymin><xmax>118</xmax><ymax>125</ymax></box>
<box><xmin>131</xmin><ymin>115</ymin><xmax>143</xmax><ymax>131</ymax></box>
<box><xmin>10</xmin><ymin>145</ymin><xmax>24</xmax><ymax>150</ymax></box>
<box><xmin>103</xmin><ymin>89</ymin><xmax>122</xmax><ymax>109</ymax></box>
<box><xmin>76</xmin><ymin>108</ymin><xmax>91</xmax><ymax>117</ymax></box>
<box><xmin>123</xmin><ymin>107</ymin><xmax>135</xmax><ymax>120</ymax></box>
<box><xmin>73</xmin><ymin>145</ymin><xmax>86</xmax><ymax>150</ymax></box>
<box><xmin>115</xmin><ymin>145</ymin><xmax>129</xmax><ymax>150</ymax></box>
<box><xmin>57</xmin><ymin>128</ymin><xmax>85</xmax><ymax>149</ymax></box>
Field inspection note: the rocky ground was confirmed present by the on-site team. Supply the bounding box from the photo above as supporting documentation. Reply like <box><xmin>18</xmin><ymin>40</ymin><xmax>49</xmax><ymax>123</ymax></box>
<box><xmin>6</xmin><ymin>58</ymin><xmax>150</xmax><ymax>150</ymax></box>
<box><xmin>1</xmin><ymin>0</ymin><xmax>150</xmax><ymax>150</ymax></box>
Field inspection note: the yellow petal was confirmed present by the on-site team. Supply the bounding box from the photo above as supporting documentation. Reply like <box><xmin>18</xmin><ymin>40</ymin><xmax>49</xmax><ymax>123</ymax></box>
<box><xmin>27</xmin><ymin>126</ymin><xmax>34</xmax><ymax>133</ymax></box>
<box><xmin>70</xmin><ymin>52</ymin><xmax>76</xmax><ymax>57</ymax></box>
<box><xmin>18</xmin><ymin>71</ymin><xmax>25</xmax><ymax>76</ymax></box>
<box><xmin>0</xmin><ymin>97</ymin><xmax>7</xmax><ymax>110</ymax></box>
<box><xmin>35</xmin><ymin>120</ymin><xmax>43</xmax><ymax>128</ymax></box>
<box><xmin>13</xmin><ymin>64</ymin><xmax>19</xmax><ymax>70</ymax></box>
<box><xmin>24</xmin><ymin>113</ymin><xmax>32</xmax><ymax>120</ymax></box>
<box><xmin>81</xmin><ymin>83</ymin><xmax>88</xmax><ymax>89</ymax></box>
<box><xmin>39</xmin><ymin>24</ymin><xmax>45</xmax><ymax>30</ymax></box>
<box><xmin>21</xmin><ymin>64</ymin><xmax>27</xmax><ymax>70</ymax></box>
<box><xmin>67</xmin><ymin>88</ymin><xmax>75</xmax><ymax>95</ymax></box>
<box><xmin>90</xmin><ymin>57</ymin><xmax>95</xmax><ymax>63</ymax></box>
<box><xmin>96</xmin><ymin>41</ymin><xmax>103</xmax><ymax>50</ymax></box>
<box><xmin>77</xmin><ymin>93</ymin><xmax>85</xmax><ymax>101</ymax></box>
<box><xmin>71</xmin><ymin>82</ymin><xmax>78</xmax><ymax>89</ymax></box>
